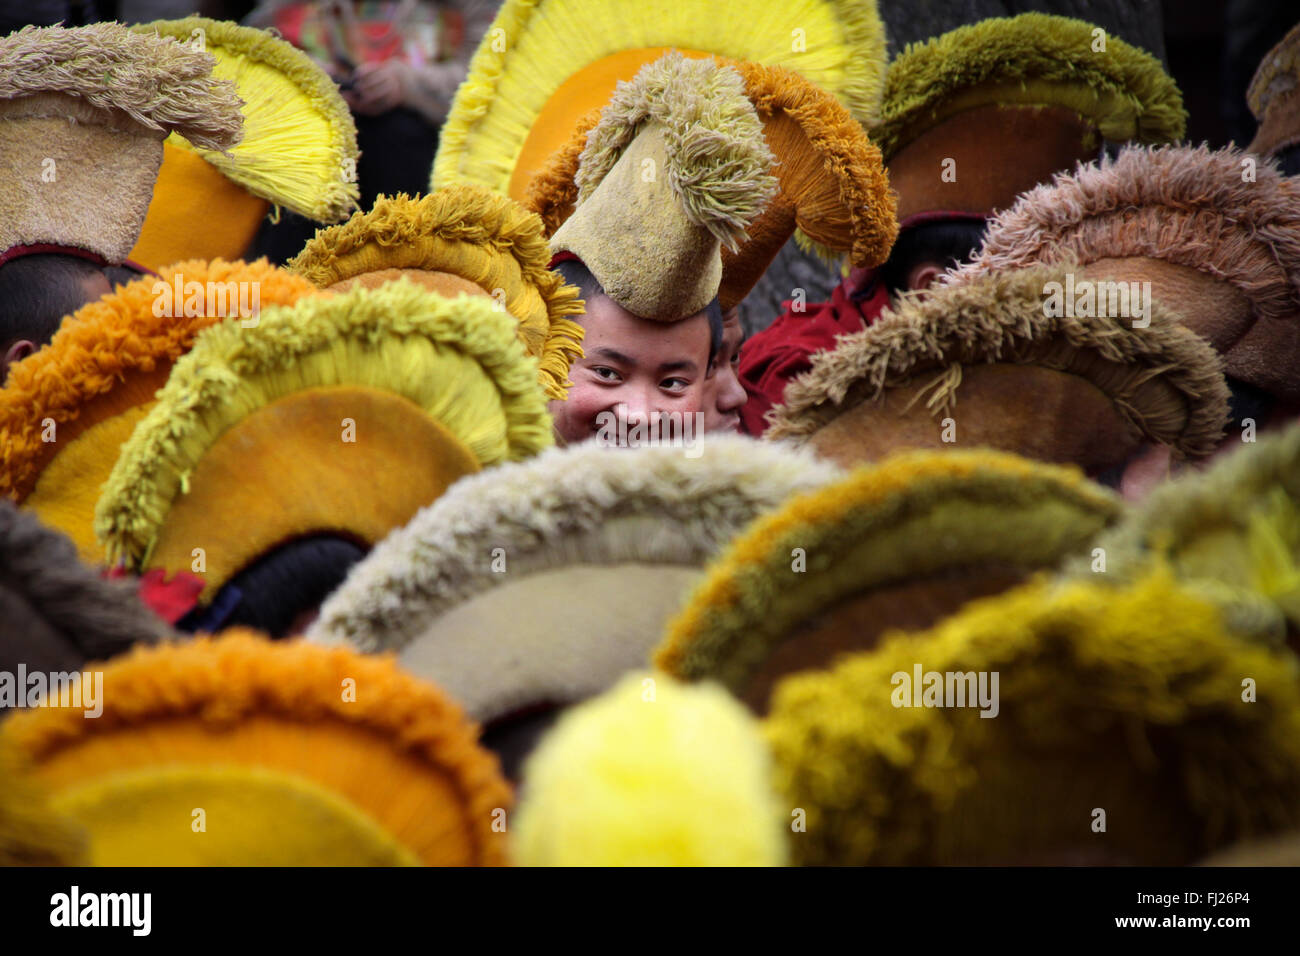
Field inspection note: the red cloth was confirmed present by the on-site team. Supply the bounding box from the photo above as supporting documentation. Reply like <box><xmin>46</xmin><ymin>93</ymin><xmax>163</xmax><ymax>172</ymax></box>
<box><xmin>738</xmin><ymin>268</ymin><xmax>891</xmax><ymax>435</ymax></box>
<box><xmin>104</xmin><ymin>566</ymin><xmax>206</xmax><ymax>625</ymax></box>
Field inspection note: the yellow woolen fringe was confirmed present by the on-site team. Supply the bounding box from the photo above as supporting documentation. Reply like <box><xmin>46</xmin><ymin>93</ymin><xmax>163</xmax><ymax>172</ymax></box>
<box><xmin>288</xmin><ymin>188</ymin><xmax>585</xmax><ymax>399</ymax></box>
<box><xmin>514</xmin><ymin>672</ymin><xmax>787</xmax><ymax>866</ymax></box>
<box><xmin>1</xmin><ymin>631</ymin><xmax>513</xmax><ymax>867</ymax></box>
<box><xmin>872</xmin><ymin>13</ymin><xmax>1186</xmax><ymax>158</ymax></box>
<box><xmin>1072</xmin><ymin>422</ymin><xmax>1300</xmax><ymax>643</ymax></box>
<box><xmin>132</xmin><ymin>17</ymin><xmax>359</xmax><ymax>222</ymax></box>
<box><xmin>0</xmin><ymin>258</ymin><xmax>320</xmax><ymax>500</ymax></box>
<box><xmin>654</xmin><ymin>448</ymin><xmax>1120</xmax><ymax>691</ymax></box>
<box><xmin>0</xmin><ymin>23</ymin><xmax>242</xmax><ymax>151</ymax></box>
<box><xmin>764</xmin><ymin>571</ymin><xmax>1300</xmax><ymax>866</ymax></box>
<box><xmin>430</xmin><ymin>0</ymin><xmax>888</xmax><ymax>194</ymax></box>
<box><xmin>94</xmin><ymin>280</ymin><xmax>553</xmax><ymax>569</ymax></box>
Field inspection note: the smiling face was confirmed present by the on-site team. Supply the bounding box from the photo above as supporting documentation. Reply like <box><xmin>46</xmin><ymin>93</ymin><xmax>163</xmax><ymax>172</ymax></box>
<box><xmin>548</xmin><ymin>294</ymin><xmax>711</xmax><ymax>445</ymax></box>
<box><xmin>703</xmin><ymin>306</ymin><xmax>747</xmax><ymax>433</ymax></box>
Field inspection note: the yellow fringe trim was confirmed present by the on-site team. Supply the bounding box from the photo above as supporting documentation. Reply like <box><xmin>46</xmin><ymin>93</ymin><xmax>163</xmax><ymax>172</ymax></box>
<box><xmin>431</xmin><ymin>0</ymin><xmax>888</xmax><ymax>194</ymax></box>
<box><xmin>133</xmin><ymin>17</ymin><xmax>360</xmax><ymax>221</ymax></box>
<box><xmin>288</xmin><ymin>188</ymin><xmax>584</xmax><ymax>399</ymax></box>
<box><xmin>93</xmin><ymin>280</ymin><xmax>553</xmax><ymax>567</ymax></box>
<box><xmin>872</xmin><ymin>13</ymin><xmax>1186</xmax><ymax>157</ymax></box>
<box><xmin>0</xmin><ymin>258</ymin><xmax>319</xmax><ymax>500</ymax></box>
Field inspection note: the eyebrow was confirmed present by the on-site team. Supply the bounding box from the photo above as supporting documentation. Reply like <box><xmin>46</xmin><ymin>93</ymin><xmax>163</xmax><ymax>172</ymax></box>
<box><xmin>657</xmin><ymin>360</ymin><xmax>698</xmax><ymax>375</ymax></box>
<box><xmin>591</xmin><ymin>347</ymin><xmax>636</xmax><ymax>365</ymax></box>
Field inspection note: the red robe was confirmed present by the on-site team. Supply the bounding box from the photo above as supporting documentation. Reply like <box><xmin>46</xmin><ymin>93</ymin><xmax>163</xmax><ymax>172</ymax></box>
<box><xmin>738</xmin><ymin>267</ymin><xmax>891</xmax><ymax>435</ymax></box>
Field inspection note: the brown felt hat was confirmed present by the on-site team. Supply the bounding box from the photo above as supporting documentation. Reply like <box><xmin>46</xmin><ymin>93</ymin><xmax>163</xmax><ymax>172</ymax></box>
<box><xmin>0</xmin><ymin>23</ymin><xmax>241</xmax><ymax>267</ymax></box>
<box><xmin>764</xmin><ymin>262</ymin><xmax>1230</xmax><ymax>475</ymax></box>
<box><xmin>530</xmin><ymin>60</ymin><xmax>898</xmax><ymax>311</ymax></box>
<box><xmin>949</xmin><ymin>145</ymin><xmax>1300</xmax><ymax>398</ymax></box>
<box><xmin>870</xmin><ymin>14</ymin><xmax>1185</xmax><ymax>225</ymax></box>
<box><xmin>1247</xmin><ymin>21</ymin><xmax>1300</xmax><ymax>160</ymax></box>
<box><xmin>547</xmin><ymin>53</ymin><xmax>776</xmax><ymax>322</ymax></box>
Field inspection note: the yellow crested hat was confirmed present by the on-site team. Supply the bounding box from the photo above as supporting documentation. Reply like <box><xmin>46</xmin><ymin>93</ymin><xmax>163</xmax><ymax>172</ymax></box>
<box><xmin>431</xmin><ymin>0</ymin><xmax>888</xmax><ymax>201</ymax></box>
<box><xmin>0</xmin><ymin>259</ymin><xmax>321</xmax><ymax>563</ymax></box>
<box><xmin>93</xmin><ymin>281</ymin><xmax>553</xmax><ymax>606</ymax></box>
<box><xmin>128</xmin><ymin>17</ymin><xmax>360</xmax><ymax>270</ymax></box>
<box><xmin>288</xmin><ymin>186</ymin><xmax>584</xmax><ymax>400</ymax></box>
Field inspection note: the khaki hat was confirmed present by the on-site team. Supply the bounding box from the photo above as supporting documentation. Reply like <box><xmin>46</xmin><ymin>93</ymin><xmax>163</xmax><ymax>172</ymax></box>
<box><xmin>309</xmin><ymin>436</ymin><xmax>840</xmax><ymax>746</ymax></box>
<box><xmin>430</xmin><ymin>0</ymin><xmax>888</xmax><ymax>200</ymax></box>
<box><xmin>765</xmin><ymin>262</ymin><xmax>1231</xmax><ymax>474</ymax></box>
<box><xmin>127</xmin><ymin>17</ymin><xmax>360</xmax><ymax>269</ymax></box>
<box><xmin>548</xmin><ymin>52</ymin><xmax>777</xmax><ymax>321</ymax></box>
<box><xmin>289</xmin><ymin>187</ymin><xmax>585</xmax><ymax>400</ymax></box>
<box><xmin>871</xmin><ymin>13</ymin><xmax>1185</xmax><ymax>225</ymax></box>
<box><xmin>0</xmin><ymin>23</ymin><xmax>241</xmax><ymax>267</ymax></box>
<box><xmin>947</xmin><ymin>146</ymin><xmax>1300</xmax><ymax>389</ymax></box>
<box><xmin>529</xmin><ymin>59</ymin><xmax>899</xmax><ymax>311</ymax></box>
<box><xmin>655</xmin><ymin>449</ymin><xmax>1120</xmax><ymax>712</ymax></box>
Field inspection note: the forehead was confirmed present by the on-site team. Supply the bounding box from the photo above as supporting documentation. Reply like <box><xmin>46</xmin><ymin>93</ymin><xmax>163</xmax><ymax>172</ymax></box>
<box><xmin>581</xmin><ymin>295</ymin><xmax>711</xmax><ymax>364</ymax></box>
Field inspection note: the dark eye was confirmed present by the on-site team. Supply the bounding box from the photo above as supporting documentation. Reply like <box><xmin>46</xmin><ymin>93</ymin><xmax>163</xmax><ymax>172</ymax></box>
<box><xmin>591</xmin><ymin>366</ymin><xmax>621</xmax><ymax>382</ymax></box>
<box><xmin>661</xmin><ymin>377</ymin><xmax>690</xmax><ymax>393</ymax></box>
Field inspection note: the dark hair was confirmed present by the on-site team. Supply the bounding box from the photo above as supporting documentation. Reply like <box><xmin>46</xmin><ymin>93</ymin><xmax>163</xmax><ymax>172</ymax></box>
<box><xmin>187</xmin><ymin>535</ymin><xmax>367</xmax><ymax>639</ymax></box>
<box><xmin>878</xmin><ymin>220</ymin><xmax>988</xmax><ymax>295</ymax></box>
<box><xmin>554</xmin><ymin>257</ymin><xmax>722</xmax><ymax>363</ymax></box>
<box><xmin>103</xmin><ymin>263</ymin><xmax>150</xmax><ymax>291</ymax></box>
<box><xmin>1274</xmin><ymin>144</ymin><xmax>1300</xmax><ymax>177</ymax></box>
<box><xmin>0</xmin><ymin>254</ymin><xmax>106</xmax><ymax>350</ymax></box>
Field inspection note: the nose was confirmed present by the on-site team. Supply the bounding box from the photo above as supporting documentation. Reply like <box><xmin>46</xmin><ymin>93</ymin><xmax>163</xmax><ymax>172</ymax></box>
<box><xmin>717</xmin><ymin>365</ymin><xmax>747</xmax><ymax>414</ymax></box>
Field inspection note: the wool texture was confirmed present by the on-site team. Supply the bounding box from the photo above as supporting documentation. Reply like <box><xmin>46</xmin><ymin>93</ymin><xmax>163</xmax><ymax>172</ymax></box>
<box><xmin>93</xmin><ymin>280</ymin><xmax>553</xmax><ymax>569</ymax></box>
<box><xmin>654</xmin><ymin>448</ymin><xmax>1121</xmax><ymax>693</ymax></box>
<box><xmin>430</xmin><ymin>0</ymin><xmax>888</xmax><ymax>196</ymax></box>
<box><xmin>131</xmin><ymin>17</ymin><xmax>359</xmax><ymax>222</ymax></box>
<box><xmin>765</xmin><ymin>261</ymin><xmax>1231</xmax><ymax>460</ymax></box>
<box><xmin>765</xmin><ymin>571</ymin><xmax>1300</xmax><ymax>865</ymax></box>
<box><xmin>0</xmin><ymin>630</ymin><xmax>513</xmax><ymax>866</ymax></box>
<box><xmin>871</xmin><ymin>13</ymin><xmax>1186</xmax><ymax>158</ymax></box>
<box><xmin>513</xmin><ymin>672</ymin><xmax>787</xmax><ymax>866</ymax></box>
<box><xmin>288</xmin><ymin>188</ymin><xmax>585</xmax><ymax>399</ymax></box>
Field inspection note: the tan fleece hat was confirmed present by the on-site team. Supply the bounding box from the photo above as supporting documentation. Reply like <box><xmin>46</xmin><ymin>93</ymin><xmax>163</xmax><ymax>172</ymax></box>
<box><xmin>0</xmin><ymin>23</ymin><xmax>242</xmax><ymax>267</ymax></box>
<box><xmin>549</xmin><ymin>52</ymin><xmax>777</xmax><ymax>322</ymax></box>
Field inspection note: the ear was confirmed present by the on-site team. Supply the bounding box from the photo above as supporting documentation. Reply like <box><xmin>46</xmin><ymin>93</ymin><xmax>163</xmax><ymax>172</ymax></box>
<box><xmin>906</xmin><ymin>263</ymin><xmax>947</xmax><ymax>294</ymax></box>
<box><xmin>1</xmin><ymin>339</ymin><xmax>35</xmax><ymax>384</ymax></box>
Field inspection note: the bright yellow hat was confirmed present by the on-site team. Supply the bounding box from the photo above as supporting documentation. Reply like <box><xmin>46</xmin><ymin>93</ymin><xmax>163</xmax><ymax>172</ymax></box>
<box><xmin>514</xmin><ymin>672</ymin><xmax>786</xmax><ymax>866</ymax></box>
<box><xmin>93</xmin><ymin>281</ymin><xmax>553</xmax><ymax>604</ymax></box>
<box><xmin>430</xmin><ymin>0</ymin><xmax>889</xmax><ymax>201</ymax></box>
<box><xmin>128</xmin><ymin>17</ymin><xmax>360</xmax><ymax>269</ymax></box>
